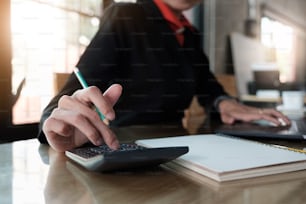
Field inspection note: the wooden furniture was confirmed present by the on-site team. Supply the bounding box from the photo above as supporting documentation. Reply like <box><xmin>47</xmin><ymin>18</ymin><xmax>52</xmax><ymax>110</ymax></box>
<box><xmin>2</xmin><ymin>125</ymin><xmax>306</xmax><ymax>204</ymax></box>
<box><xmin>53</xmin><ymin>72</ymin><xmax>70</xmax><ymax>94</ymax></box>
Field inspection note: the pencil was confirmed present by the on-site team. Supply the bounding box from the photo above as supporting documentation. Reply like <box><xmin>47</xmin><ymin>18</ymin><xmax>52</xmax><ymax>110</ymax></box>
<box><xmin>73</xmin><ymin>67</ymin><xmax>109</xmax><ymax>125</ymax></box>
<box><xmin>273</xmin><ymin>144</ymin><xmax>306</xmax><ymax>154</ymax></box>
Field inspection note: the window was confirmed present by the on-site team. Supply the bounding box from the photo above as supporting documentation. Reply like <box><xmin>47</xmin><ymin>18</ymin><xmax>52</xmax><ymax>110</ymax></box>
<box><xmin>10</xmin><ymin>0</ymin><xmax>102</xmax><ymax>125</ymax></box>
<box><xmin>260</xmin><ymin>4</ymin><xmax>306</xmax><ymax>87</ymax></box>
<box><xmin>260</xmin><ymin>16</ymin><xmax>296</xmax><ymax>83</ymax></box>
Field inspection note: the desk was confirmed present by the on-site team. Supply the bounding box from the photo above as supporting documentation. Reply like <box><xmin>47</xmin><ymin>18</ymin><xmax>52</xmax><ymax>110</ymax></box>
<box><xmin>241</xmin><ymin>94</ymin><xmax>306</xmax><ymax>104</ymax></box>
<box><xmin>2</xmin><ymin>125</ymin><xmax>306</xmax><ymax>204</ymax></box>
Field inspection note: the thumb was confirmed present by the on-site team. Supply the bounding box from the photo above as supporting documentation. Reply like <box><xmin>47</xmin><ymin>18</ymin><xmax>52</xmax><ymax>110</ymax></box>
<box><xmin>221</xmin><ymin>113</ymin><xmax>235</xmax><ymax>125</ymax></box>
<box><xmin>103</xmin><ymin>84</ymin><xmax>123</xmax><ymax>107</ymax></box>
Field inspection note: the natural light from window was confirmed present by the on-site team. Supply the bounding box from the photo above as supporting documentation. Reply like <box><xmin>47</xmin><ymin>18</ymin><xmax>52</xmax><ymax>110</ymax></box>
<box><xmin>10</xmin><ymin>0</ymin><xmax>101</xmax><ymax>124</ymax></box>
<box><xmin>261</xmin><ymin>16</ymin><xmax>296</xmax><ymax>83</ymax></box>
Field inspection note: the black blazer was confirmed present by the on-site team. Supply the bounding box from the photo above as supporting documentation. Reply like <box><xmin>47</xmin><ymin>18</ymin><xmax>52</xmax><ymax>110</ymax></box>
<box><xmin>38</xmin><ymin>0</ymin><xmax>227</xmax><ymax>143</ymax></box>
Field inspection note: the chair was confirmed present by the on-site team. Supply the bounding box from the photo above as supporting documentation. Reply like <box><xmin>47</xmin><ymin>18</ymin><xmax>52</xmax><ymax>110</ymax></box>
<box><xmin>53</xmin><ymin>72</ymin><xmax>70</xmax><ymax>94</ymax></box>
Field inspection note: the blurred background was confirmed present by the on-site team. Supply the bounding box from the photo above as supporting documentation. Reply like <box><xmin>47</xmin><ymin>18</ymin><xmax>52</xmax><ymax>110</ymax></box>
<box><xmin>0</xmin><ymin>0</ymin><xmax>305</xmax><ymax>140</ymax></box>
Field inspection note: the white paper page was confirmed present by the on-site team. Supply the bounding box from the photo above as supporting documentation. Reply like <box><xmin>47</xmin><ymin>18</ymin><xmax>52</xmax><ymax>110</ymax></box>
<box><xmin>136</xmin><ymin>134</ymin><xmax>306</xmax><ymax>173</ymax></box>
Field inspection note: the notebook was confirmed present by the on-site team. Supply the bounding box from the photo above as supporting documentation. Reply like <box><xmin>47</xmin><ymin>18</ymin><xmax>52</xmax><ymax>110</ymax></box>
<box><xmin>215</xmin><ymin>119</ymin><xmax>306</xmax><ymax>140</ymax></box>
<box><xmin>136</xmin><ymin>134</ymin><xmax>306</xmax><ymax>182</ymax></box>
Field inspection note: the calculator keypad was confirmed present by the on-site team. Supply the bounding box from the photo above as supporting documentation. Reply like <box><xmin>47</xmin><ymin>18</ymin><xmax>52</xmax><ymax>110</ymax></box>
<box><xmin>72</xmin><ymin>144</ymin><xmax>145</xmax><ymax>159</ymax></box>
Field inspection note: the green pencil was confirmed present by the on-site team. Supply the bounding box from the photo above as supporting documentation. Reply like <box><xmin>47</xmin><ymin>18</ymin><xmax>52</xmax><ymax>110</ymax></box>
<box><xmin>73</xmin><ymin>67</ymin><xmax>109</xmax><ymax>124</ymax></box>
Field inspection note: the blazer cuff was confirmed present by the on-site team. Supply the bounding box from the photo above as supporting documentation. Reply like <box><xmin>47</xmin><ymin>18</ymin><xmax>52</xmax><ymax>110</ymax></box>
<box><xmin>213</xmin><ymin>95</ymin><xmax>238</xmax><ymax>112</ymax></box>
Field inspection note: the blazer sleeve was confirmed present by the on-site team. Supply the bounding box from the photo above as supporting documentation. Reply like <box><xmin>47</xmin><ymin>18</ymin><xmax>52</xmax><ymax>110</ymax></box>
<box><xmin>192</xmin><ymin>41</ymin><xmax>230</xmax><ymax>113</ymax></box>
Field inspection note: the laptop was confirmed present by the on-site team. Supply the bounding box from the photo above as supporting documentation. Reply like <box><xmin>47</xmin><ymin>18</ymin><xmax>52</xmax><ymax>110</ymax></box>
<box><xmin>215</xmin><ymin>119</ymin><xmax>306</xmax><ymax>140</ymax></box>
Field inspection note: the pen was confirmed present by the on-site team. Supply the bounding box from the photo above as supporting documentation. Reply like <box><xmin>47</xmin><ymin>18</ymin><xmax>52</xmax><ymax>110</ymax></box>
<box><xmin>73</xmin><ymin>67</ymin><xmax>109</xmax><ymax>125</ymax></box>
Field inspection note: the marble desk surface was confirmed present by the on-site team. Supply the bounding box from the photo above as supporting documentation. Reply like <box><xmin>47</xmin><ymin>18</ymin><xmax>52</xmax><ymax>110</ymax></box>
<box><xmin>2</xmin><ymin>125</ymin><xmax>306</xmax><ymax>204</ymax></box>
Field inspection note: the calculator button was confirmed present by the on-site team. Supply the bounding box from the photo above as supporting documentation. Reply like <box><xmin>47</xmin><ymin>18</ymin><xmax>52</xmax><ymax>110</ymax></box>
<box><xmin>85</xmin><ymin>144</ymin><xmax>145</xmax><ymax>156</ymax></box>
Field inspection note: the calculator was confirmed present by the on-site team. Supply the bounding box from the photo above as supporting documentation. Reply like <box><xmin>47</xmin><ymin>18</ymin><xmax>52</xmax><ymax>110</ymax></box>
<box><xmin>65</xmin><ymin>143</ymin><xmax>189</xmax><ymax>172</ymax></box>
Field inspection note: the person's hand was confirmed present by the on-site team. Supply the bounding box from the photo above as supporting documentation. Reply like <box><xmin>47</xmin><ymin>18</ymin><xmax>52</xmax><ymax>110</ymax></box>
<box><xmin>42</xmin><ymin>84</ymin><xmax>122</xmax><ymax>152</ymax></box>
<box><xmin>218</xmin><ymin>99</ymin><xmax>291</xmax><ymax>126</ymax></box>
<box><xmin>182</xmin><ymin>97</ymin><xmax>207</xmax><ymax>134</ymax></box>
<box><xmin>182</xmin><ymin>108</ymin><xmax>206</xmax><ymax>134</ymax></box>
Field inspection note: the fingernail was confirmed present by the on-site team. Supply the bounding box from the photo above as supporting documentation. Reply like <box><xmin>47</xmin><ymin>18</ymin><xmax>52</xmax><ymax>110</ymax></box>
<box><xmin>111</xmin><ymin>140</ymin><xmax>120</xmax><ymax>150</ymax></box>
<box><xmin>95</xmin><ymin>138</ymin><xmax>103</xmax><ymax>146</ymax></box>
<box><xmin>278</xmin><ymin>118</ymin><xmax>287</xmax><ymax>126</ymax></box>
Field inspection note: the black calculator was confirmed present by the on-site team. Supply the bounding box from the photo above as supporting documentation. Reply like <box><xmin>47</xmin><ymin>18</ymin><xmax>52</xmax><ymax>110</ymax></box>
<box><xmin>65</xmin><ymin>143</ymin><xmax>188</xmax><ymax>172</ymax></box>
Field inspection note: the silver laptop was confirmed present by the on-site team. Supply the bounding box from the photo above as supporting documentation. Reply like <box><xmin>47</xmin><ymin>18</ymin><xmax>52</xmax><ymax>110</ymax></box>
<box><xmin>215</xmin><ymin>119</ymin><xmax>306</xmax><ymax>140</ymax></box>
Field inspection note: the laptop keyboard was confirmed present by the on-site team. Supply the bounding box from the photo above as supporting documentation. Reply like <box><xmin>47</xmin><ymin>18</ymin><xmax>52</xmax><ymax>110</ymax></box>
<box><xmin>290</xmin><ymin>120</ymin><xmax>306</xmax><ymax>133</ymax></box>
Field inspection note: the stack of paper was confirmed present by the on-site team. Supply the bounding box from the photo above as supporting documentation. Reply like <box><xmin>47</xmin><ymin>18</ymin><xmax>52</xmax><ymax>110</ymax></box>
<box><xmin>136</xmin><ymin>134</ymin><xmax>306</xmax><ymax>182</ymax></box>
